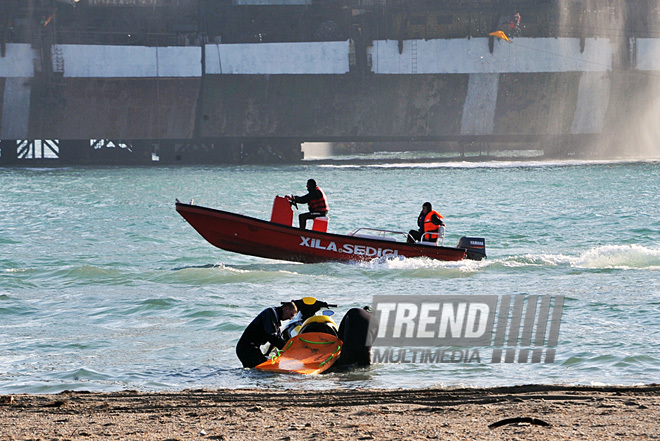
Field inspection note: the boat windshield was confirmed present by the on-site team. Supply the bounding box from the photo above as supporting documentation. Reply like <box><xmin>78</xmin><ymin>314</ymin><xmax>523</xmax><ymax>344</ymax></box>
<box><xmin>348</xmin><ymin>228</ymin><xmax>408</xmax><ymax>242</ymax></box>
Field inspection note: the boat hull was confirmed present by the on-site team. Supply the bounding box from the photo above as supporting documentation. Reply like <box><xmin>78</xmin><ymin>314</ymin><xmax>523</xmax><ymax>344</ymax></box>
<box><xmin>175</xmin><ymin>202</ymin><xmax>470</xmax><ymax>263</ymax></box>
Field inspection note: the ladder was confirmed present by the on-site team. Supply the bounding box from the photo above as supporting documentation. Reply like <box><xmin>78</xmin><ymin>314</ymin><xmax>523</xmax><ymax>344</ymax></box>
<box><xmin>411</xmin><ymin>39</ymin><xmax>418</xmax><ymax>74</ymax></box>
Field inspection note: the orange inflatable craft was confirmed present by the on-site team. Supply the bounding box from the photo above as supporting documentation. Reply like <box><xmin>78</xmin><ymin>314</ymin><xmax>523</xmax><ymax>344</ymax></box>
<box><xmin>255</xmin><ymin>332</ymin><xmax>342</xmax><ymax>375</ymax></box>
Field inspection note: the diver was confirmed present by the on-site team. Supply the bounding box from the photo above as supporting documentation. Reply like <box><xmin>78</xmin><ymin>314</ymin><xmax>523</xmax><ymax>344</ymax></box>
<box><xmin>287</xmin><ymin>179</ymin><xmax>329</xmax><ymax>229</ymax></box>
<box><xmin>334</xmin><ymin>306</ymin><xmax>379</xmax><ymax>368</ymax></box>
<box><xmin>407</xmin><ymin>202</ymin><xmax>445</xmax><ymax>244</ymax></box>
<box><xmin>235</xmin><ymin>301</ymin><xmax>298</xmax><ymax>368</ymax></box>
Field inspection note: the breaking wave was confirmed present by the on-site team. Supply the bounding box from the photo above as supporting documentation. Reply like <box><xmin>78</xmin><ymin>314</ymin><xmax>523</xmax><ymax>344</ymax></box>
<box><xmin>319</xmin><ymin>158</ymin><xmax>660</xmax><ymax>170</ymax></box>
<box><xmin>571</xmin><ymin>244</ymin><xmax>660</xmax><ymax>270</ymax></box>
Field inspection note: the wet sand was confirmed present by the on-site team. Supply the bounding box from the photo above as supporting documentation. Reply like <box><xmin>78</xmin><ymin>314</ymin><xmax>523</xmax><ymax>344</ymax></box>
<box><xmin>2</xmin><ymin>385</ymin><xmax>659</xmax><ymax>440</ymax></box>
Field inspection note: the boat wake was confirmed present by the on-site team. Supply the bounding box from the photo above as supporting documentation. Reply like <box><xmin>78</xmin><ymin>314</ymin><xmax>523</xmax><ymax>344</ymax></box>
<box><xmin>166</xmin><ymin>263</ymin><xmax>303</xmax><ymax>284</ymax></box>
<box><xmin>502</xmin><ymin>244</ymin><xmax>660</xmax><ymax>270</ymax></box>
<box><xmin>318</xmin><ymin>158</ymin><xmax>659</xmax><ymax>170</ymax></box>
<box><xmin>571</xmin><ymin>244</ymin><xmax>660</xmax><ymax>270</ymax></box>
<box><xmin>355</xmin><ymin>244</ymin><xmax>660</xmax><ymax>274</ymax></box>
<box><xmin>355</xmin><ymin>255</ymin><xmax>487</xmax><ymax>274</ymax></box>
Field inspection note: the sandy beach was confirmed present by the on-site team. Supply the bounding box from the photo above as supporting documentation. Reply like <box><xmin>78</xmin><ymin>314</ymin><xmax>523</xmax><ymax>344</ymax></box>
<box><xmin>2</xmin><ymin>385</ymin><xmax>659</xmax><ymax>440</ymax></box>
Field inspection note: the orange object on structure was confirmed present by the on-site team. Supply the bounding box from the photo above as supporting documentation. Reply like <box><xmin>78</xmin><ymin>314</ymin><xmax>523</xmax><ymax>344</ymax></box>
<box><xmin>255</xmin><ymin>332</ymin><xmax>342</xmax><ymax>375</ymax></box>
<box><xmin>43</xmin><ymin>13</ymin><xmax>55</xmax><ymax>27</ymax></box>
<box><xmin>489</xmin><ymin>30</ymin><xmax>510</xmax><ymax>42</ymax></box>
<box><xmin>270</xmin><ymin>196</ymin><xmax>294</xmax><ymax>226</ymax></box>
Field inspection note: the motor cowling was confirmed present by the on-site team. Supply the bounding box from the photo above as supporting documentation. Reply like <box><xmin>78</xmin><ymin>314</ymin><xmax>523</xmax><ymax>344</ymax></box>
<box><xmin>299</xmin><ymin>315</ymin><xmax>338</xmax><ymax>336</ymax></box>
<box><xmin>457</xmin><ymin>237</ymin><xmax>487</xmax><ymax>261</ymax></box>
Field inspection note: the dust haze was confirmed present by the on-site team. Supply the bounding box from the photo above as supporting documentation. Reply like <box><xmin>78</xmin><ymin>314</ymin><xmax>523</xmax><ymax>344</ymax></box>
<box><xmin>560</xmin><ymin>1</ymin><xmax>660</xmax><ymax>159</ymax></box>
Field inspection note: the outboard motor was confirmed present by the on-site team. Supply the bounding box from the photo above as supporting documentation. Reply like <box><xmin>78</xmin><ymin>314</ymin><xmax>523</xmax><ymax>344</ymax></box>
<box><xmin>457</xmin><ymin>237</ymin><xmax>487</xmax><ymax>261</ymax></box>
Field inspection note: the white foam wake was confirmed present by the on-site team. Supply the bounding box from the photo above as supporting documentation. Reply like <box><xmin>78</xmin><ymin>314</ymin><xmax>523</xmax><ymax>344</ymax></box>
<box><xmin>571</xmin><ymin>244</ymin><xmax>660</xmax><ymax>270</ymax></box>
<box><xmin>319</xmin><ymin>158</ymin><xmax>659</xmax><ymax>169</ymax></box>
<box><xmin>473</xmin><ymin>244</ymin><xmax>659</xmax><ymax>270</ymax></box>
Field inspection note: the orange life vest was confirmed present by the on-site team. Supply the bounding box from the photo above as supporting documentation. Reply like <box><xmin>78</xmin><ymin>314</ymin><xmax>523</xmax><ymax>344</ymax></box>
<box><xmin>308</xmin><ymin>186</ymin><xmax>329</xmax><ymax>213</ymax></box>
<box><xmin>423</xmin><ymin>210</ymin><xmax>444</xmax><ymax>240</ymax></box>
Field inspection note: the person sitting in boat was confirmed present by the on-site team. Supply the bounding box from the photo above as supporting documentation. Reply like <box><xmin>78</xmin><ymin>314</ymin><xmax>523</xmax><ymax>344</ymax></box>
<box><xmin>335</xmin><ymin>306</ymin><xmax>379</xmax><ymax>369</ymax></box>
<box><xmin>235</xmin><ymin>301</ymin><xmax>298</xmax><ymax>368</ymax></box>
<box><xmin>406</xmin><ymin>202</ymin><xmax>445</xmax><ymax>244</ymax></box>
<box><xmin>287</xmin><ymin>179</ymin><xmax>329</xmax><ymax>229</ymax></box>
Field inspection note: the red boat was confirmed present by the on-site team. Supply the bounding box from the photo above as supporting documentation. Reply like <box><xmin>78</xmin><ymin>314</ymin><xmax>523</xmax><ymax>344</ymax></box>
<box><xmin>175</xmin><ymin>197</ymin><xmax>486</xmax><ymax>264</ymax></box>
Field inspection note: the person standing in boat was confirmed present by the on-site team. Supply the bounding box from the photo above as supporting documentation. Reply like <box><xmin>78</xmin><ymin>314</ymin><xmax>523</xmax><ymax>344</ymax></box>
<box><xmin>287</xmin><ymin>179</ymin><xmax>329</xmax><ymax>229</ymax></box>
<box><xmin>407</xmin><ymin>202</ymin><xmax>445</xmax><ymax>244</ymax></box>
<box><xmin>236</xmin><ymin>301</ymin><xmax>298</xmax><ymax>368</ymax></box>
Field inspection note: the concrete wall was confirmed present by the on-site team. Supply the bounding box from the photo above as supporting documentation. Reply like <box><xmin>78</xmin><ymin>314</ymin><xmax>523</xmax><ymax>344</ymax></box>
<box><xmin>461</xmin><ymin>74</ymin><xmax>499</xmax><ymax>136</ymax></box>
<box><xmin>370</xmin><ymin>38</ymin><xmax>613</xmax><ymax>74</ymax></box>
<box><xmin>0</xmin><ymin>44</ymin><xmax>37</xmax><ymax>78</ymax></box>
<box><xmin>28</xmin><ymin>79</ymin><xmax>200</xmax><ymax>139</ymax></box>
<box><xmin>493</xmin><ymin>72</ymin><xmax>581</xmax><ymax>136</ymax></box>
<box><xmin>53</xmin><ymin>41</ymin><xmax>350</xmax><ymax>77</ymax></box>
<box><xmin>197</xmin><ymin>75</ymin><xmax>467</xmax><ymax>138</ymax></box>
<box><xmin>57</xmin><ymin>45</ymin><xmax>202</xmax><ymax>77</ymax></box>
<box><xmin>0</xmin><ymin>37</ymin><xmax>658</xmax><ymax>143</ymax></box>
<box><xmin>204</xmin><ymin>41</ymin><xmax>350</xmax><ymax>74</ymax></box>
<box><xmin>234</xmin><ymin>0</ymin><xmax>312</xmax><ymax>4</ymax></box>
<box><xmin>0</xmin><ymin>45</ymin><xmax>36</xmax><ymax>139</ymax></box>
<box><xmin>636</xmin><ymin>39</ymin><xmax>660</xmax><ymax>71</ymax></box>
<box><xmin>1</xmin><ymin>78</ymin><xmax>31</xmax><ymax>139</ymax></box>
<box><xmin>45</xmin><ymin>38</ymin><xmax>623</xmax><ymax>77</ymax></box>
<box><xmin>571</xmin><ymin>72</ymin><xmax>611</xmax><ymax>134</ymax></box>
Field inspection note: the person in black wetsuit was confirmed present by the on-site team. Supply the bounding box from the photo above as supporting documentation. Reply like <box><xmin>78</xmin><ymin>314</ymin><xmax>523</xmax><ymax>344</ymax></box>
<box><xmin>236</xmin><ymin>302</ymin><xmax>298</xmax><ymax>368</ymax></box>
<box><xmin>335</xmin><ymin>306</ymin><xmax>379</xmax><ymax>368</ymax></box>
<box><xmin>287</xmin><ymin>179</ymin><xmax>329</xmax><ymax>229</ymax></box>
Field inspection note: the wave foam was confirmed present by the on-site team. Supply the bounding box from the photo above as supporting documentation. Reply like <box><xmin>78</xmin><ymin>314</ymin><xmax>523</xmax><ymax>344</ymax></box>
<box><xmin>357</xmin><ymin>255</ymin><xmax>488</xmax><ymax>273</ymax></box>
<box><xmin>572</xmin><ymin>245</ymin><xmax>660</xmax><ymax>269</ymax></box>
<box><xmin>487</xmin><ymin>245</ymin><xmax>659</xmax><ymax>270</ymax></box>
<box><xmin>319</xmin><ymin>158</ymin><xmax>659</xmax><ymax>170</ymax></box>
<box><xmin>501</xmin><ymin>253</ymin><xmax>573</xmax><ymax>267</ymax></box>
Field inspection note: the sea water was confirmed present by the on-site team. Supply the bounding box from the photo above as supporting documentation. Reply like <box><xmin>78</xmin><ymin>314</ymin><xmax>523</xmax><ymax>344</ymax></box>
<box><xmin>0</xmin><ymin>158</ymin><xmax>659</xmax><ymax>393</ymax></box>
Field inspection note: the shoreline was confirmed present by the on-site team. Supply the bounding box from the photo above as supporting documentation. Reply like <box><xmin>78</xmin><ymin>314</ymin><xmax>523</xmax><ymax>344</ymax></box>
<box><xmin>2</xmin><ymin>384</ymin><xmax>659</xmax><ymax>440</ymax></box>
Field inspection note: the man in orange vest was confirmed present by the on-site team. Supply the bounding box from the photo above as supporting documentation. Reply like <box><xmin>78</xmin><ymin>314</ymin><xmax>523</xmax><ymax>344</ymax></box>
<box><xmin>407</xmin><ymin>202</ymin><xmax>445</xmax><ymax>244</ymax></box>
<box><xmin>287</xmin><ymin>179</ymin><xmax>329</xmax><ymax>229</ymax></box>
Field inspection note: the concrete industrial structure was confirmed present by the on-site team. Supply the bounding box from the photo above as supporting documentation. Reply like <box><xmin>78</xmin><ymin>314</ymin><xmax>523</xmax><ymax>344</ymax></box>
<box><xmin>1</xmin><ymin>1</ymin><xmax>659</xmax><ymax>164</ymax></box>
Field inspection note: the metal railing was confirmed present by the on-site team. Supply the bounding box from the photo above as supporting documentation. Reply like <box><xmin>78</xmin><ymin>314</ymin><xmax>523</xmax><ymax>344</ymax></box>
<box><xmin>348</xmin><ymin>228</ymin><xmax>408</xmax><ymax>242</ymax></box>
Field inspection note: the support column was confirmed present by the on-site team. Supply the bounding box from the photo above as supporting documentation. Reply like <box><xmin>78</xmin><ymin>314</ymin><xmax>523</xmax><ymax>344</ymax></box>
<box><xmin>571</xmin><ymin>72</ymin><xmax>611</xmax><ymax>135</ymax></box>
<box><xmin>0</xmin><ymin>140</ymin><xmax>19</xmax><ymax>165</ymax></box>
<box><xmin>460</xmin><ymin>73</ymin><xmax>499</xmax><ymax>136</ymax></box>
<box><xmin>1</xmin><ymin>77</ymin><xmax>31</xmax><ymax>139</ymax></box>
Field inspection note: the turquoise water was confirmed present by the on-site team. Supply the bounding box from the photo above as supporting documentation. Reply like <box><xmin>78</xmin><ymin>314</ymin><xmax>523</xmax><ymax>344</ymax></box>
<box><xmin>1</xmin><ymin>159</ymin><xmax>659</xmax><ymax>393</ymax></box>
